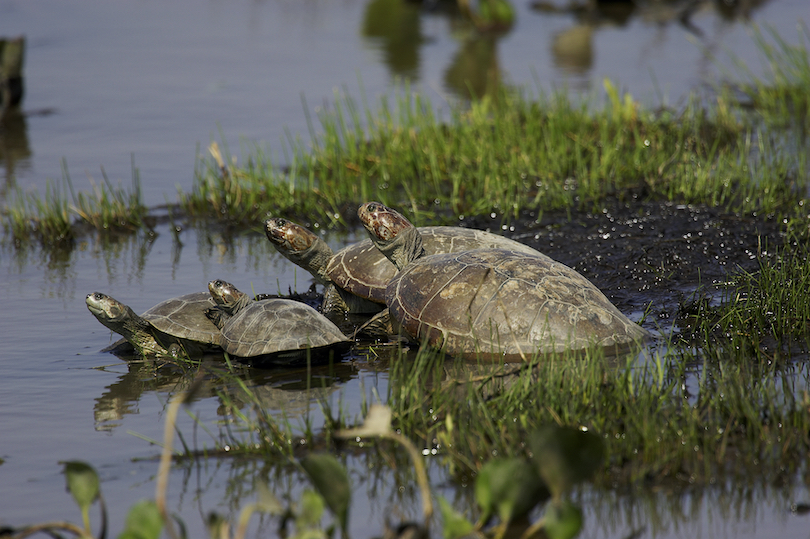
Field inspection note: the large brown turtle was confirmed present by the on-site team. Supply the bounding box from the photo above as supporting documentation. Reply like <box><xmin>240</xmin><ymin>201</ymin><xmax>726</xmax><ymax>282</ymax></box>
<box><xmin>205</xmin><ymin>279</ymin><xmax>351</xmax><ymax>367</ymax></box>
<box><xmin>264</xmin><ymin>217</ymin><xmax>544</xmax><ymax>317</ymax></box>
<box><xmin>86</xmin><ymin>291</ymin><xmax>221</xmax><ymax>357</ymax></box>
<box><xmin>357</xmin><ymin>202</ymin><xmax>651</xmax><ymax>358</ymax></box>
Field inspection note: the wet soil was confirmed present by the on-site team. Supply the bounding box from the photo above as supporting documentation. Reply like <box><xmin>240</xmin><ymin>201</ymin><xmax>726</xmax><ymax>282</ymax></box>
<box><xmin>472</xmin><ymin>198</ymin><xmax>790</xmax><ymax>332</ymax></box>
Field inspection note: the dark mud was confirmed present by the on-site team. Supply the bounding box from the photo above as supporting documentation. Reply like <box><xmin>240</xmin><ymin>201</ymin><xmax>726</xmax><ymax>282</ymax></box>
<box><xmin>471</xmin><ymin>199</ymin><xmax>790</xmax><ymax>333</ymax></box>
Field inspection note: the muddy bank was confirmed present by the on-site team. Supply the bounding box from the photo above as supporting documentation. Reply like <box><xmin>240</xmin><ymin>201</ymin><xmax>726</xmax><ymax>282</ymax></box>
<box><xmin>460</xmin><ymin>199</ymin><xmax>789</xmax><ymax>330</ymax></box>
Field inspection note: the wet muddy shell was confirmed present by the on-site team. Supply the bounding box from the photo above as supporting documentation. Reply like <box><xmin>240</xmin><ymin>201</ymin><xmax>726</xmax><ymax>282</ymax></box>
<box><xmin>327</xmin><ymin>226</ymin><xmax>543</xmax><ymax>304</ymax></box>
<box><xmin>385</xmin><ymin>248</ymin><xmax>650</xmax><ymax>358</ymax></box>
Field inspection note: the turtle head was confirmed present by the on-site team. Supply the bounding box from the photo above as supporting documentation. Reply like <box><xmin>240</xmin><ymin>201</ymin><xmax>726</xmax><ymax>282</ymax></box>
<box><xmin>208</xmin><ymin>279</ymin><xmax>247</xmax><ymax>307</ymax></box>
<box><xmin>86</xmin><ymin>292</ymin><xmax>131</xmax><ymax>324</ymax></box>
<box><xmin>264</xmin><ymin>218</ymin><xmax>318</xmax><ymax>254</ymax></box>
<box><xmin>264</xmin><ymin>218</ymin><xmax>333</xmax><ymax>285</ymax></box>
<box><xmin>357</xmin><ymin>202</ymin><xmax>414</xmax><ymax>243</ymax></box>
<box><xmin>358</xmin><ymin>202</ymin><xmax>423</xmax><ymax>270</ymax></box>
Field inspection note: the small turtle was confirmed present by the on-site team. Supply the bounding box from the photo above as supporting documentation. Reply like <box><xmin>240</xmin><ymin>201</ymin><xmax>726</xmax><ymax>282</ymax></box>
<box><xmin>205</xmin><ymin>278</ymin><xmax>253</xmax><ymax>327</ymax></box>
<box><xmin>358</xmin><ymin>202</ymin><xmax>651</xmax><ymax>358</ymax></box>
<box><xmin>86</xmin><ymin>291</ymin><xmax>221</xmax><ymax>357</ymax></box>
<box><xmin>206</xmin><ymin>279</ymin><xmax>351</xmax><ymax>367</ymax></box>
<box><xmin>264</xmin><ymin>217</ymin><xmax>544</xmax><ymax>317</ymax></box>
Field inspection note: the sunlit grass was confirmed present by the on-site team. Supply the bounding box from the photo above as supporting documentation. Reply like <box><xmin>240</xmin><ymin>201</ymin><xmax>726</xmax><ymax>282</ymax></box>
<box><xmin>181</xmin><ymin>75</ymin><xmax>807</xmax><ymax>229</ymax></box>
<box><xmin>4</xmin><ymin>26</ymin><xmax>809</xmax><ymax>245</ymax></box>
<box><xmin>6</xmin><ymin>178</ymin><xmax>73</xmax><ymax>244</ymax></box>
<box><xmin>3</xmin><ymin>158</ymin><xmax>148</xmax><ymax>244</ymax></box>
<box><xmin>70</xmin><ymin>158</ymin><xmax>148</xmax><ymax>232</ymax></box>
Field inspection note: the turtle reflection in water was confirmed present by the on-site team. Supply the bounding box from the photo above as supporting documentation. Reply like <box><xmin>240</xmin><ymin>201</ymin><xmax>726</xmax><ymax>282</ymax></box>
<box><xmin>358</xmin><ymin>202</ymin><xmax>651</xmax><ymax>359</ymax></box>
<box><xmin>206</xmin><ymin>279</ymin><xmax>351</xmax><ymax>367</ymax></box>
<box><xmin>85</xmin><ymin>291</ymin><xmax>221</xmax><ymax>357</ymax></box>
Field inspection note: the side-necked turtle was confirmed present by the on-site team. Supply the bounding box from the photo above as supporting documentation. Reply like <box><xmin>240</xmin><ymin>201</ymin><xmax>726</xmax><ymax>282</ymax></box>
<box><xmin>264</xmin><ymin>217</ymin><xmax>544</xmax><ymax>317</ymax></box>
<box><xmin>205</xmin><ymin>278</ymin><xmax>253</xmax><ymax>328</ymax></box>
<box><xmin>358</xmin><ymin>202</ymin><xmax>651</xmax><ymax>358</ymax></box>
<box><xmin>205</xmin><ymin>279</ymin><xmax>351</xmax><ymax>366</ymax></box>
<box><xmin>86</xmin><ymin>291</ymin><xmax>221</xmax><ymax>356</ymax></box>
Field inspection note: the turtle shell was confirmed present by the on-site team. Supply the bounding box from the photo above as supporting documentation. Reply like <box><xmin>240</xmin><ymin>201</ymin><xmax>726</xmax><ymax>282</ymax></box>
<box><xmin>326</xmin><ymin>226</ymin><xmax>543</xmax><ymax>304</ymax></box>
<box><xmin>142</xmin><ymin>292</ymin><xmax>221</xmax><ymax>346</ymax></box>
<box><xmin>219</xmin><ymin>298</ymin><xmax>350</xmax><ymax>362</ymax></box>
<box><xmin>385</xmin><ymin>248</ymin><xmax>650</xmax><ymax>358</ymax></box>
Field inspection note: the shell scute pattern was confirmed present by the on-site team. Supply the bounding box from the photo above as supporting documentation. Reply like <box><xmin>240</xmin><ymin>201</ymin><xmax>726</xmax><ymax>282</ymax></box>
<box><xmin>326</xmin><ymin>226</ymin><xmax>546</xmax><ymax>304</ymax></box>
<box><xmin>220</xmin><ymin>299</ymin><xmax>349</xmax><ymax>358</ymax></box>
<box><xmin>387</xmin><ymin>249</ymin><xmax>649</xmax><ymax>357</ymax></box>
<box><xmin>142</xmin><ymin>292</ymin><xmax>220</xmax><ymax>346</ymax></box>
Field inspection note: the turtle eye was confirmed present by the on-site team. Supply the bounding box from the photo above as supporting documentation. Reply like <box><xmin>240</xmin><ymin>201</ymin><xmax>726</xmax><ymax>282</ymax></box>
<box><xmin>214</xmin><ymin>280</ymin><xmax>223</xmax><ymax>287</ymax></box>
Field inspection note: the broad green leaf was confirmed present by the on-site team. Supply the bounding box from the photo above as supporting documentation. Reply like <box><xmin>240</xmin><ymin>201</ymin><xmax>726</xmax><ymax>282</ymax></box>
<box><xmin>438</xmin><ymin>496</ymin><xmax>474</xmax><ymax>539</ymax></box>
<box><xmin>117</xmin><ymin>499</ymin><xmax>164</xmax><ymax>539</ymax></box>
<box><xmin>474</xmin><ymin>457</ymin><xmax>548</xmax><ymax>525</ymax></box>
<box><xmin>62</xmin><ymin>461</ymin><xmax>100</xmax><ymax>511</ymax></box>
<box><xmin>528</xmin><ymin>426</ymin><xmax>604</xmax><ymax>497</ymax></box>
<box><xmin>300</xmin><ymin>453</ymin><xmax>350</xmax><ymax>533</ymax></box>
<box><xmin>543</xmin><ymin>500</ymin><xmax>582</xmax><ymax>539</ymax></box>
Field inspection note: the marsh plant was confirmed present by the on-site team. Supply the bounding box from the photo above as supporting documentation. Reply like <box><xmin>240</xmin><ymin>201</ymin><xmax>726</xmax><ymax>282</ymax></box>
<box><xmin>3</xmin><ymin>158</ymin><xmax>148</xmax><ymax>245</ymax></box>
<box><xmin>5</xmin><ymin>24</ymin><xmax>808</xmax><ymax>248</ymax></box>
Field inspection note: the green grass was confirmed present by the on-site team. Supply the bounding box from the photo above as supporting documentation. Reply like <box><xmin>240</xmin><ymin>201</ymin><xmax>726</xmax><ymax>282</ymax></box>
<box><xmin>4</xmin><ymin>25</ymin><xmax>809</xmax><ymax>244</ymax></box>
<box><xmin>3</xmin><ymin>158</ymin><xmax>148</xmax><ymax>245</ymax></box>
<box><xmin>181</xmin><ymin>88</ymin><xmax>761</xmax><ymax>225</ymax></box>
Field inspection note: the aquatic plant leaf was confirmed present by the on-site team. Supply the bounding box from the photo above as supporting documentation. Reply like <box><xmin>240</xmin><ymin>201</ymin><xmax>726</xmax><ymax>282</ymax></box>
<box><xmin>474</xmin><ymin>457</ymin><xmax>548</xmax><ymax>525</ymax></box>
<box><xmin>62</xmin><ymin>461</ymin><xmax>100</xmax><ymax>511</ymax></box>
<box><xmin>300</xmin><ymin>454</ymin><xmax>350</xmax><ymax>533</ymax></box>
<box><xmin>437</xmin><ymin>496</ymin><xmax>474</xmax><ymax>539</ymax></box>
<box><xmin>528</xmin><ymin>426</ymin><xmax>604</xmax><ymax>498</ymax></box>
<box><xmin>118</xmin><ymin>499</ymin><xmax>164</xmax><ymax>539</ymax></box>
<box><xmin>543</xmin><ymin>500</ymin><xmax>582</xmax><ymax>539</ymax></box>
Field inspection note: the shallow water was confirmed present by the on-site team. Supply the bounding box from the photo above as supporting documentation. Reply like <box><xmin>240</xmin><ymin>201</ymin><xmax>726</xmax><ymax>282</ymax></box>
<box><xmin>3</xmin><ymin>0</ymin><xmax>810</xmax><ymax>537</ymax></box>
